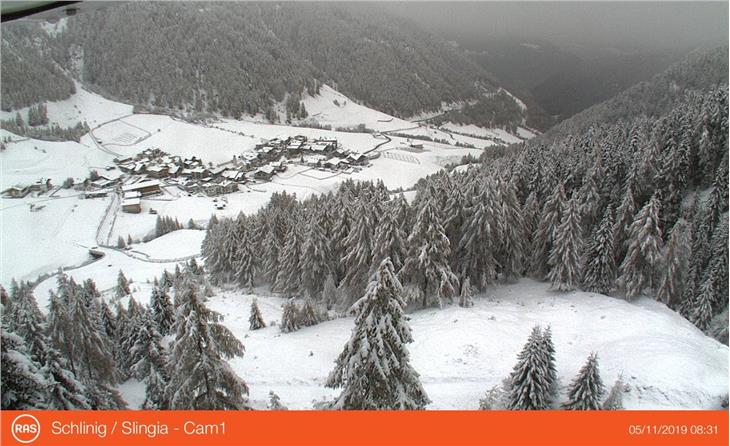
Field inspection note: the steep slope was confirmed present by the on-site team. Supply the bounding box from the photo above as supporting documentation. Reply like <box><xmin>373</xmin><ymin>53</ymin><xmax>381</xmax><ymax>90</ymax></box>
<box><xmin>2</xmin><ymin>2</ymin><xmax>497</xmax><ymax>120</ymax></box>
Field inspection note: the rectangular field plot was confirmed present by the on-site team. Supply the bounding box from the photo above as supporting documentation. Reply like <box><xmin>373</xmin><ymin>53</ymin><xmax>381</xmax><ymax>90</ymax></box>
<box><xmin>93</xmin><ymin>120</ymin><xmax>149</xmax><ymax>145</ymax></box>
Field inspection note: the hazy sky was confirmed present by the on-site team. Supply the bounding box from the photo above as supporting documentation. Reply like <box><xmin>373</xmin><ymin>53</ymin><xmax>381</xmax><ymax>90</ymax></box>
<box><xmin>376</xmin><ymin>1</ymin><xmax>728</xmax><ymax>51</ymax></box>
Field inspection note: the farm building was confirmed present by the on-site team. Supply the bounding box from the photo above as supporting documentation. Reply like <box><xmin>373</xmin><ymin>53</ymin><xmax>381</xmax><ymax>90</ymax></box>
<box><xmin>122</xmin><ymin>180</ymin><xmax>162</xmax><ymax>197</ymax></box>
<box><xmin>254</xmin><ymin>165</ymin><xmax>276</xmax><ymax>180</ymax></box>
<box><xmin>121</xmin><ymin>197</ymin><xmax>141</xmax><ymax>213</ymax></box>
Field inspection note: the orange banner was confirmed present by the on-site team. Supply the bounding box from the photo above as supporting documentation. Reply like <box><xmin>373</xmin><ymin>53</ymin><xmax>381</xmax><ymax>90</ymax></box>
<box><xmin>1</xmin><ymin>410</ymin><xmax>727</xmax><ymax>446</ymax></box>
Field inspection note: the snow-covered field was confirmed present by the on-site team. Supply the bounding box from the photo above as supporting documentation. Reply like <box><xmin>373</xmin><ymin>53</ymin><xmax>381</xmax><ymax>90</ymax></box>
<box><xmin>0</xmin><ymin>190</ymin><xmax>110</xmax><ymax>284</ymax></box>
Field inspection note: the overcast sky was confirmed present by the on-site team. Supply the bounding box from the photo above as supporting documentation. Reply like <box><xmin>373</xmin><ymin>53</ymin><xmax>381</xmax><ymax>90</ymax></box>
<box><xmin>376</xmin><ymin>1</ymin><xmax>728</xmax><ymax>51</ymax></box>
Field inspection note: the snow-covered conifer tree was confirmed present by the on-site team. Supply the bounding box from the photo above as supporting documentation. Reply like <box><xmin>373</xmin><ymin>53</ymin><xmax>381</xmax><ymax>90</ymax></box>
<box><xmin>326</xmin><ymin>258</ymin><xmax>430</xmax><ymax>409</ymax></box>
<box><xmin>116</xmin><ymin>269</ymin><xmax>131</xmax><ymax>297</ymax></box>
<box><xmin>656</xmin><ymin>219</ymin><xmax>689</xmax><ymax>306</ymax></box>
<box><xmin>298</xmin><ymin>295</ymin><xmax>323</xmax><ymax>327</ymax></box>
<box><xmin>602</xmin><ymin>376</ymin><xmax>625</xmax><ymax>410</ymax></box>
<box><xmin>371</xmin><ymin>201</ymin><xmax>407</xmax><ymax>274</ymax></box>
<box><xmin>321</xmin><ymin>273</ymin><xmax>338</xmax><ymax>310</ymax></box>
<box><xmin>548</xmin><ymin>197</ymin><xmax>583</xmax><ymax>291</ymax></box>
<box><xmin>233</xmin><ymin>220</ymin><xmax>256</xmax><ymax>290</ymax></box>
<box><xmin>301</xmin><ymin>213</ymin><xmax>332</xmax><ymax>297</ymax></box>
<box><xmin>507</xmin><ymin>326</ymin><xmax>551</xmax><ymax>410</ymax></box>
<box><xmin>261</xmin><ymin>228</ymin><xmax>281</xmax><ymax>284</ymax></box>
<box><xmin>618</xmin><ymin>194</ymin><xmax>663</xmax><ymax>299</ymax></box>
<box><xmin>274</xmin><ymin>225</ymin><xmax>303</xmax><ymax>297</ymax></box>
<box><xmin>459</xmin><ymin>276</ymin><xmax>475</xmax><ymax>308</ymax></box>
<box><xmin>130</xmin><ymin>317</ymin><xmax>169</xmax><ymax>409</ymax></box>
<box><xmin>497</xmin><ymin>178</ymin><xmax>525</xmax><ymax>281</ymax></box>
<box><xmin>541</xmin><ymin>326</ymin><xmax>558</xmax><ymax>399</ymax></box>
<box><xmin>1</xmin><ymin>330</ymin><xmax>47</xmax><ymax>410</ymax></box>
<box><xmin>458</xmin><ymin>185</ymin><xmax>498</xmax><ymax>290</ymax></box>
<box><xmin>340</xmin><ymin>203</ymin><xmax>373</xmax><ymax>304</ymax></box>
<box><xmin>280</xmin><ymin>299</ymin><xmax>300</xmax><ymax>333</ymax></box>
<box><xmin>562</xmin><ymin>353</ymin><xmax>605</xmax><ymax>410</ymax></box>
<box><xmin>268</xmin><ymin>391</ymin><xmax>288</xmax><ymax>410</ymax></box>
<box><xmin>249</xmin><ymin>298</ymin><xmax>266</xmax><ymax>330</ymax></box>
<box><xmin>166</xmin><ymin>278</ymin><xmax>248</xmax><ymax>409</ymax></box>
<box><xmin>402</xmin><ymin>192</ymin><xmax>458</xmax><ymax>307</ymax></box>
<box><xmin>582</xmin><ymin>208</ymin><xmax>617</xmax><ymax>294</ymax></box>
<box><xmin>531</xmin><ymin>183</ymin><xmax>566</xmax><ymax>279</ymax></box>
<box><xmin>150</xmin><ymin>284</ymin><xmax>174</xmax><ymax>336</ymax></box>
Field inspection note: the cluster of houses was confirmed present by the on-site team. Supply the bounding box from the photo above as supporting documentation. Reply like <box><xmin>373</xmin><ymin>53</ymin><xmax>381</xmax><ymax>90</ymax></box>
<box><xmin>1</xmin><ymin>179</ymin><xmax>53</xmax><ymax>199</ymax></box>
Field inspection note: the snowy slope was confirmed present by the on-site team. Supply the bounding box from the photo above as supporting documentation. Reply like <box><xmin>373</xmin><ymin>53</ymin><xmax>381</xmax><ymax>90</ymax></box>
<box><xmin>300</xmin><ymin>85</ymin><xmax>415</xmax><ymax>132</ymax></box>
<box><xmin>0</xmin><ymin>83</ymin><xmax>133</xmax><ymax>128</ymax></box>
<box><xmin>28</xmin><ymin>229</ymin><xmax>727</xmax><ymax>411</ymax></box>
<box><xmin>198</xmin><ymin>279</ymin><xmax>728</xmax><ymax>410</ymax></box>
<box><xmin>0</xmin><ymin>130</ymin><xmax>118</xmax><ymax>189</ymax></box>
<box><xmin>1</xmin><ymin>190</ymin><xmax>109</xmax><ymax>285</ymax></box>
<box><xmin>133</xmin><ymin>229</ymin><xmax>205</xmax><ymax>260</ymax></box>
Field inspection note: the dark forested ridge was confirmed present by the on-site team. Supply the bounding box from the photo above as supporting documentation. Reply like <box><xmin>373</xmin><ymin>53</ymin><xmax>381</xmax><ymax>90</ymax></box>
<box><xmin>1</xmin><ymin>2</ymin><xmax>496</xmax><ymax>119</ymax></box>
<box><xmin>0</xmin><ymin>25</ymin><xmax>75</xmax><ymax>111</ymax></box>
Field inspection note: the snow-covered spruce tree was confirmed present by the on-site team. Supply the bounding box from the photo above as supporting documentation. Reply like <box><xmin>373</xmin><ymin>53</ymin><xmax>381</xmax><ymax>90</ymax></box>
<box><xmin>330</xmin><ymin>204</ymin><xmax>352</xmax><ymax>283</ymax></box>
<box><xmin>401</xmin><ymin>192</ymin><xmax>458</xmax><ymax>307</ymax></box>
<box><xmin>371</xmin><ymin>201</ymin><xmax>407</xmax><ymax>274</ymax></box>
<box><xmin>459</xmin><ymin>276</ymin><xmax>475</xmax><ymax>308</ymax></box>
<box><xmin>522</xmin><ymin>191</ymin><xmax>541</xmax><ymax>254</ymax></box>
<box><xmin>117</xmin><ymin>235</ymin><xmax>126</xmax><ymax>249</ymax></box>
<box><xmin>233</xmin><ymin>218</ymin><xmax>256</xmax><ymax>290</ymax></box>
<box><xmin>9</xmin><ymin>287</ymin><xmax>91</xmax><ymax>409</ymax></box>
<box><xmin>690</xmin><ymin>278</ymin><xmax>715</xmax><ymax>331</ymax></box>
<box><xmin>116</xmin><ymin>269</ymin><xmax>131</xmax><ymax>297</ymax></box>
<box><xmin>202</xmin><ymin>220</ymin><xmax>234</xmax><ymax>284</ymax></box>
<box><xmin>150</xmin><ymin>284</ymin><xmax>175</xmax><ymax>336</ymax></box>
<box><xmin>166</xmin><ymin>278</ymin><xmax>249</xmax><ymax>410</ymax></box>
<box><xmin>582</xmin><ymin>208</ymin><xmax>617</xmax><ymax>294</ymax></box>
<box><xmin>249</xmin><ymin>298</ymin><xmax>266</xmax><ymax>330</ymax></box>
<box><xmin>280</xmin><ymin>299</ymin><xmax>300</xmax><ymax>333</ymax></box>
<box><xmin>321</xmin><ymin>273</ymin><xmax>338</xmax><ymax>310</ymax></box>
<box><xmin>458</xmin><ymin>185</ymin><xmax>499</xmax><ymax>290</ymax></box>
<box><xmin>531</xmin><ymin>183</ymin><xmax>566</xmax><ymax>279</ymax></box>
<box><xmin>548</xmin><ymin>197</ymin><xmax>583</xmax><ymax>291</ymax></box>
<box><xmin>340</xmin><ymin>203</ymin><xmax>374</xmax><ymax>306</ymax></box>
<box><xmin>48</xmin><ymin>274</ymin><xmax>117</xmax><ymax>384</ymax></box>
<box><xmin>618</xmin><ymin>194</ymin><xmax>664</xmax><ymax>299</ymax></box>
<box><xmin>301</xmin><ymin>212</ymin><xmax>332</xmax><ymax>298</ymax></box>
<box><xmin>656</xmin><ymin>218</ymin><xmax>689</xmax><ymax>307</ymax></box>
<box><xmin>130</xmin><ymin>316</ymin><xmax>170</xmax><ymax>410</ymax></box>
<box><xmin>602</xmin><ymin>375</ymin><xmax>625</xmax><ymax>410</ymax></box>
<box><xmin>1</xmin><ymin>329</ymin><xmax>47</xmax><ymax>410</ymax></box>
<box><xmin>119</xmin><ymin>299</ymin><xmax>149</xmax><ymax>377</ymax></box>
<box><xmin>507</xmin><ymin>326</ymin><xmax>551</xmax><ymax>410</ymax></box>
<box><xmin>268</xmin><ymin>391</ymin><xmax>288</xmax><ymax>410</ymax></box>
<box><xmin>561</xmin><ymin>353</ymin><xmax>605</xmax><ymax>410</ymax></box>
<box><xmin>261</xmin><ymin>228</ymin><xmax>281</xmax><ymax>284</ymax></box>
<box><xmin>43</xmin><ymin>347</ymin><xmax>91</xmax><ymax>410</ymax></box>
<box><xmin>613</xmin><ymin>179</ymin><xmax>637</xmax><ymax>263</ymax></box>
<box><xmin>274</xmin><ymin>224</ymin><xmax>303</xmax><ymax>297</ymax></box>
<box><xmin>298</xmin><ymin>295</ymin><xmax>323</xmax><ymax>327</ymax></box>
<box><xmin>497</xmin><ymin>178</ymin><xmax>525</xmax><ymax>281</ymax></box>
<box><xmin>541</xmin><ymin>326</ymin><xmax>558</xmax><ymax>399</ymax></box>
<box><xmin>326</xmin><ymin>258</ymin><xmax>430</xmax><ymax>410</ymax></box>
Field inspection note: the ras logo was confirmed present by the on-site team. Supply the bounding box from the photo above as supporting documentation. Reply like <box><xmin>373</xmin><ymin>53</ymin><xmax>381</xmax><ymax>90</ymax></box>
<box><xmin>11</xmin><ymin>414</ymin><xmax>41</xmax><ymax>444</ymax></box>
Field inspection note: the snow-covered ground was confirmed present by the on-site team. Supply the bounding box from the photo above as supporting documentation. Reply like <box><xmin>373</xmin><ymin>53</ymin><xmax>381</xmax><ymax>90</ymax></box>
<box><xmin>146</xmin><ymin>279</ymin><xmax>724</xmax><ymax>410</ymax></box>
<box><xmin>132</xmin><ymin>229</ymin><xmax>205</xmax><ymax>260</ymax></box>
<box><xmin>0</xmin><ymin>82</ymin><xmax>133</xmax><ymax>128</ymax></box>
<box><xmin>0</xmin><ymin>129</ymin><xmax>118</xmax><ymax>190</ymax></box>
<box><xmin>0</xmin><ymin>190</ymin><xmax>110</xmax><ymax>285</ymax></box>
<box><xmin>300</xmin><ymin>85</ymin><xmax>416</xmax><ymax>133</ymax></box>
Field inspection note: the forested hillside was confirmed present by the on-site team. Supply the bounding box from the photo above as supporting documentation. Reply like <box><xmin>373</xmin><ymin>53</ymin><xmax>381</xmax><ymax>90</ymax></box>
<box><xmin>199</xmin><ymin>47</ymin><xmax>729</xmax><ymax>344</ymax></box>
<box><xmin>1</xmin><ymin>2</ymin><xmax>496</xmax><ymax>119</ymax></box>
<box><xmin>0</xmin><ymin>26</ymin><xmax>75</xmax><ymax>111</ymax></box>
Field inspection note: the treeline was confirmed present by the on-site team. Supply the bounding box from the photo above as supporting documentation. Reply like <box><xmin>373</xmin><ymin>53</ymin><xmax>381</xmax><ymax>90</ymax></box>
<box><xmin>201</xmin><ymin>50</ymin><xmax>729</xmax><ymax>343</ymax></box>
<box><xmin>3</xmin><ymin>2</ymin><xmax>493</xmax><ymax>119</ymax></box>
<box><xmin>0</xmin><ymin>116</ymin><xmax>89</xmax><ymax>143</ymax></box>
<box><xmin>1</xmin><ymin>261</ymin><xmax>250</xmax><ymax>410</ymax></box>
<box><xmin>1</xmin><ymin>24</ymin><xmax>76</xmax><ymax>110</ymax></box>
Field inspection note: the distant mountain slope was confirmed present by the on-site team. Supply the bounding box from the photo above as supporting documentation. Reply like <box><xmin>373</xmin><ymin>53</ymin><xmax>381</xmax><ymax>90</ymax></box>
<box><xmin>1</xmin><ymin>2</ymin><xmax>498</xmax><ymax>120</ymax></box>
<box><xmin>0</xmin><ymin>25</ymin><xmax>75</xmax><ymax>111</ymax></box>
